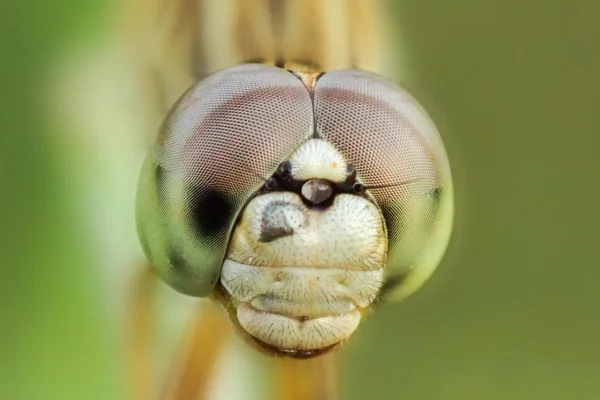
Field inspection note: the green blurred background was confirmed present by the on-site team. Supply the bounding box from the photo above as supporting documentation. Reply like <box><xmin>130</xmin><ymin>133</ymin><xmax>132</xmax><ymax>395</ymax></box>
<box><xmin>4</xmin><ymin>0</ymin><xmax>600</xmax><ymax>399</ymax></box>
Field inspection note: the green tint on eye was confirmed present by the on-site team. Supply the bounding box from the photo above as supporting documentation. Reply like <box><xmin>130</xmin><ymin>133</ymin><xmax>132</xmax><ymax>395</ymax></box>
<box><xmin>313</xmin><ymin>69</ymin><xmax>454</xmax><ymax>304</ymax></box>
<box><xmin>136</xmin><ymin>154</ymin><xmax>225</xmax><ymax>296</ymax></box>
<box><xmin>379</xmin><ymin>183</ymin><xmax>454</xmax><ymax>303</ymax></box>
<box><xmin>135</xmin><ymin>64</ymin><xmax>315</xmax><ymax>297</ymax></box>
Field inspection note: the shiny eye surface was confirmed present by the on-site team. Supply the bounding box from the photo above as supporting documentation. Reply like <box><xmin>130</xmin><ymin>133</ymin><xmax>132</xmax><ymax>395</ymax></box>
<box><xmin>313</xmin><ymin>70</ymin><xmax>453</xmax><ymax>301</ymax></box>
<box><xmin>136</xmin><ymin>64</ymin><xmax>314</xmax><ymax>296</ymax></box>
<box><xmin>136</xmin><ymin>63</ymin><xmax>453</xmax><ymax>356</ymax></box>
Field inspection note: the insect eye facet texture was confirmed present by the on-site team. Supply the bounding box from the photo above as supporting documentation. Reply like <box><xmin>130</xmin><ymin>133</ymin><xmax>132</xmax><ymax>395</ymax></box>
<box><xmin>314</xmin><ymin>70</ymin><xmax>453</xmax><ymax>302</ymax></box>
<box><xmin>136</xmin><ymin>64</ymin><xmax>453</xmax><ymax>356</ymax></box>
<box><xmin>136</xmin><ymin>64</ymin><xmax>314</xmax><ymax>296</ymax></box>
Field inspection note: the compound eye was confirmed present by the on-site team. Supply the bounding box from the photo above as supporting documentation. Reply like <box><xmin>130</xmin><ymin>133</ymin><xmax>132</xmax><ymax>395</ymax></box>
<box><xmin>136</xmin><ymin>64</ymin><xmax>314</xmax><ymax>296</ymax></box>
<box><xmin>314</xmin><ymin>70</ymin><xmax>453</xmax><ymax>301</ymax></box>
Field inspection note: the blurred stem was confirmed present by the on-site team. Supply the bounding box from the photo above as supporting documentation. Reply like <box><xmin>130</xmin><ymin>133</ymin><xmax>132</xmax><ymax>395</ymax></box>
<box><xmin>277</xmin><ymin>353</ymin><xmax>338</xmax><ymax>400</ymax></box>
<box><xmin>127</xmin><ymin>263</ymin><xmax>158</xmax><ymax>400</ymax></box>
<box><xmin>127</xmin><ymin>262</ymin><xmax>337</xmax><ymax>400</ymax></box>
<box><xmin>127</xmin><ymin>262</ymin><xmax>231</xmax><ymax>400</ymax></box>
<box><xmin>161</xmin><ymin>301</ymin><xmax>230</xmax><ymax>400</ymax></box>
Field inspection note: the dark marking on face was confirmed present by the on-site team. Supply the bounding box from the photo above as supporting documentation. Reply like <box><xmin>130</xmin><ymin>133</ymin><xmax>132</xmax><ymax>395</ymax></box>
<box><xmin>259</xmin><ymin>225</ymin><xmax>294</xmax><ymax>243</ymax></box>
<box><xmin>258</xmin><ymin>200</ymin><xmax>305</xmax><ymax>243</ymax></box>
<box><xmin>190</xmin><ymin>188</ymin><xmax>234</xmax><ymax>239</ymax></box>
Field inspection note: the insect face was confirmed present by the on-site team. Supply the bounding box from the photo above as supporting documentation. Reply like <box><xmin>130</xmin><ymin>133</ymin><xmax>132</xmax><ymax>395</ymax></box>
<box><xmin>220</xmin><ymin>139</ymin><xmax>387</xmax><ymax>356</ymax></box>
<box><xmin>136</xmin><ymin>63</ymin><xmax>453</xmax><ymax>358</ymax></box>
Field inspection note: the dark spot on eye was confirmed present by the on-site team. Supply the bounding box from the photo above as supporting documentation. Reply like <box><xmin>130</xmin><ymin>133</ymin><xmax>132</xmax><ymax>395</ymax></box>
<box><xmin>297</xmin><ymin>316</ymin><xmax>309</xmax><ymax>322</ymax></box>
<box><xmin>190</xmin><ymin>189</ymin><xmax>234</xmax><ymax>239</ymax></box>
<box><xmin>165</xmin><ymin>245</ymin><xmax>199</xmax><ymax>285</ymax></box>
<box><xmin>165</xmin><ymin>245</ymin><xmax>220</xmax><ymax>292</ymax></box>
<box><xmin>424</xmin><ymin>186</ymin><xmax>443</xmax><ymax>218</ymax></box>
<box><xmin>167</xmin><ymin>246</ymin><xmax>188</xmax><ymax>271</ymax></box>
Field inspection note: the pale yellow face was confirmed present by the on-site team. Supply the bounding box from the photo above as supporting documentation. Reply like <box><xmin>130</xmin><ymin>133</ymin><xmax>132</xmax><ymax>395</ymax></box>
<box><xmin>220</xmin><ymin>139</ymin><xmax>387</xmax><ymax>355</ymax></box>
